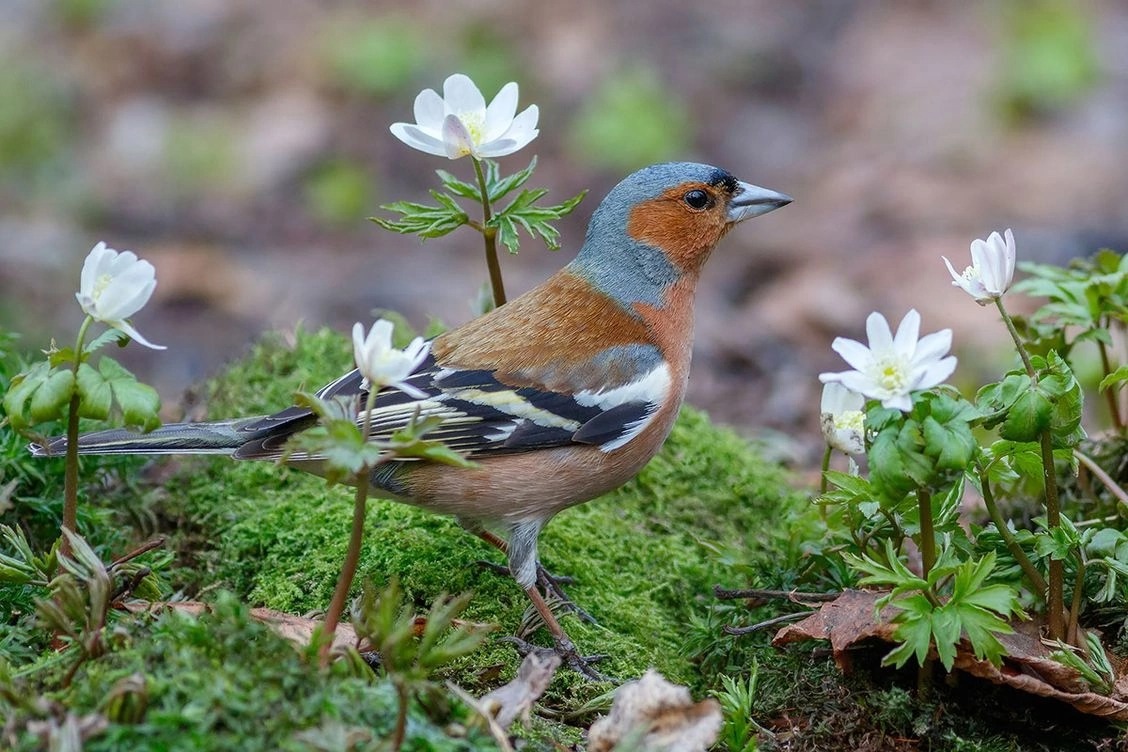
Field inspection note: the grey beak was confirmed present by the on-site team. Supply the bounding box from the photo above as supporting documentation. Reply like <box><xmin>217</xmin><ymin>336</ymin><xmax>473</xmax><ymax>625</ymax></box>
<box><xmin>727</xmin><ymin>180</ymin><xmax>792</xmax><ymax>223</ymax></box>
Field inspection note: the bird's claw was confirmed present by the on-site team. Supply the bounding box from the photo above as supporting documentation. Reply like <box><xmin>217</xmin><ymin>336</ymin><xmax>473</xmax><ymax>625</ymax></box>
<box><xmin>501</xmin><ymin>636</ymin><xmax>610</xmax><ymax>682</ymax></box>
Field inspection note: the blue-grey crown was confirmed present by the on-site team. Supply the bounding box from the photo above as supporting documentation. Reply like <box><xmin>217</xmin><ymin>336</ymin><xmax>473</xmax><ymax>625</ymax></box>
<box><xmin>568</xmin><ymin>162</ymin><xmax>735</xmax><ymax>309</ymax></box>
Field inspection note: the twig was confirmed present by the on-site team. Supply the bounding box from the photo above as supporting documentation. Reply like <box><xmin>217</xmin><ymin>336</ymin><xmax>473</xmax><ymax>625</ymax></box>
<box><xmin>1074</xmin><ymin>449</ymin><xmax>1128</xmax><ymax>514</ymax></box>
<box><xmin>723</xmin><ymin>612</ymin><xmax>809</xmax><ymax>636</ymax></box>
<box><xmin>713</xmin><ymin>585</ymin><xmax>838</xmax><ymax>603</ymax></box>
<box><xmin>109</xmin><ymin>535</ymin><xmax>167</xmax><ymax>570</ymax></box>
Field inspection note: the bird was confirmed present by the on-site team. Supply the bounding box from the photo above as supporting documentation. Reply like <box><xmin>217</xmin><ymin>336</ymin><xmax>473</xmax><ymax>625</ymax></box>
<box><xmin>31</xmin><ymin>162</ymin><xmax>791</xmax><ymax>678</ymax></box>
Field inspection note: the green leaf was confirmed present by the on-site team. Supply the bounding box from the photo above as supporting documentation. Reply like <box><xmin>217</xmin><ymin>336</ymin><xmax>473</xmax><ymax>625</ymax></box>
<box><xmin>98</xmin><ymin>357</ymin><xmax>161</xmax><ymax>431</ymax></box>
<box><xmin>85</xmin><ymin>327</ymin><xmax>129</xmax><ymax>355</ymax></box>
<box><xmin>488</xmin><ymin>188</ymin><xmax>587</xmax><ymax>253</ymax></box>
<box><xmin>75</xmin><ymin>362</ymin><xmax>112</xmax><ymax>420</ymax></box>
<box><xmin>435</xmin><ymin>169</ymin><xmax>481</xmax><ymax>201</ymax></box>
<box><xmin>485</xmin><ymin>156</ymin><xmax>537</xmax><ymax>202</ymax></box>
<box><xmin>371</xmin><ymin>193</ymin><xmax>469</xmax><ymax>239</ymax></box>
<box><xmin>1099</xmin><ymin>364</ymin><xmax>1128</xmax><ymax>393</ymax></box>
<box><xmin>29</xmin><ymin>367</ymin><xmax>76</xmax><ymax>424</ymax></box>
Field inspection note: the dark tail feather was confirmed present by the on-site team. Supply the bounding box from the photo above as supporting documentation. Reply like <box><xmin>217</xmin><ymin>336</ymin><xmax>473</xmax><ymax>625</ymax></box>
<box><xmin>28</xmin><ymin>418</ymin><xmax>272</xmax><ymax>458</ymax></box>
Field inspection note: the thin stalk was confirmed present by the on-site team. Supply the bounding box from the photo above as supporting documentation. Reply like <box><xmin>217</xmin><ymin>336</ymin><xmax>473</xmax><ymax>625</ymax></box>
<box><xmin>819</xmin><ymin>444</ymin><xmax>832</xmax><ymax>494</ymax></box>
<box><xmin>818</xmin><ymin>444</ymin><xmax>832</xmax><ymax>522</ymax></box>
<box><xmin>1067</xmin><ymin>552</ymin><xmax>1086</xmax><ymax>652</ymax></box>
<box><xmin>997</xmin><ymin>297</ymin><xmax>1066</xmax><ymax>641</ymax></box>
<box><xmin>1096</xmin><ymin>334</ymin><xmax>1124</xmax><ymax>431</ymax></box>
<box><xmin>995</xmin><ymin>298</ymin><xmax>1034</xmax><ymax>378</ymax></box>
<box><xmin>977</xmin><ymin>466</ymin><xmax>1047</xmax><ymax>598</ymax></box>
<box><xmin>391</xmin><ymin>681</ymin><xmax>409</xmax><ymax>752</ymax></box>
<box><xmin>319</xmin><ymin>391</ymin><xmax>378</xmax><ymax>668</ymax></box>
<box><xmin>1041</xmin><ymin>430</ymin><xmax>1066</xmax><ymax>641</ymax></box>
<box><xmin>61</xmin><ymin>316</ymin><xmax>94</xmax><ymax>558</ymax></box>
<box><xmin>472</xmin><ymin>158</ymin><xmax>506</xmax><ymax>308</ymax></box>
<box><xmin>917</xmin><ymin>487</ymin><xmax>936</xmax><ymax>579</ymax></box>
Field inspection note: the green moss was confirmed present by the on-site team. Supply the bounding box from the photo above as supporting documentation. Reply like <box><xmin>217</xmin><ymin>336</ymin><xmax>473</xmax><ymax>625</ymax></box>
<box><xmin>4</xmin><ymin>593</ymin><xmax>493</xmax><ymax>751</ymax></box>
<box><xmin>160</xmin><ymin>327</ymin><xmax>804</xmax><ymax>704</ymax></box>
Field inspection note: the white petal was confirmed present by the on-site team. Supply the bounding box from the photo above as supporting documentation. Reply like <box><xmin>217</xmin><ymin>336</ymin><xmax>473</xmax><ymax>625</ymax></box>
<box><xmin>443</xmin><ymin>74</ymin><xmax>486</xmax><ymax>118</ymax></box>
<box><xmin>911</xmin><ymin>328</ymin><xmax>953</xmax><ymax>367</ymax></box>
<box><xmin>1003</xmin><ymin>229</ymin><xmax>1016</xmax><ymax>274</ymax></box>
<box><xmin>79</xmin><ymin>241</ymin><xmax>110</xmax><ymax>297</ymax></box>
<box><xmin>915</xmin><ymin>355</ymin><xmax>958</xmax><ymax>391</ymax></box>
<box><xmin>891</xmin><ymin>309</ymin><xmax>921</xmax><ymax>356</ymax></box>
<box><xmin>441</xmin><ymin>114</ymin><xmax>476</xmax><ymax>159</ymax></box>
<box><xmin>475</xmin><ymin>137</ymin><xmax>520</xmax><ymax>159</ymax></box>
<box><xmin>483</xmin><ymin>81</ymin><xmax>518</xmax><ymax>141</ymax></box>
<box><xmin>389</xmin><ymin>379</ymin><xmax>428</xmax><ymax>400</ymax></box>
<box><xmin>110</xmin><ymin>318</ymin><xmax>165</xmax><ymax>350</ymax></box>
<box><xmin>412</xmin><ymin>87</ymin><xmax>445</xmax><ymax>130</ymax></box>
<box><xmin>494</xmin><ymin>104</ymin><xmax>539</xmax><ymax>152</ymax></box>
<box><xmin>864</xmin><ymin>311</ymin><xmax>894</xmax><ymax>353</ymax></box>
<box><xmin>830</xmin><ymin>337</ymin><xmax>873</xmax><ymax>373</ymax></box>
<box><xmin>821</xmin><ymin>381</ymin><xmax>862</xmax><ymax>414</ymax></box>
<box><xmin>367</xmin><ymin>319</ymin><xmax>395</xmax><ymax>349</ymax></box>
<box><xmin>389</xmin><ymin>123</ymin><xmax>448</xmax><ymax>157</ymax></box>
<box><xmin>882</xmin><ymin>393</ymin><xmax>913</xmax><ymax>412</ymax></box>
<box><xmin>837</xmin><ymin>371</ymin><xmax>882</xmax><ymax>398</ymax></box>
<box><xmin>941</xmin><ymin>256</ymin><xmax>963</xmax><ymax>285</ymax></box>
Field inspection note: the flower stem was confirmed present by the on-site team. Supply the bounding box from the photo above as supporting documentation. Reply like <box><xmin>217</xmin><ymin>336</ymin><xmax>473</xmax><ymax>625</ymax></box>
<box><xmin>472</xmin><ymin>157</ymin><xmax>506</xmax><ymax>308</ymax></box>
<box><xmin>61</xmin><ymin>316</ymin><xmax>94</xmax><ymax>558</ymax></box>
<box><xmin>1041</xmin><ymin>430</ymin><xmax>1066</xmax><ymax>641</ymax></box>
<box><xmin>996</xmin><ymin>297</ymin><xmax>1067</xmax><ymax>640</ymax></box>
<box><xmin>917</xmin><ymin>487</ymin><xmax>936</xmax><ymax>579</ymax></box>
<box><xmin>995</xmin><ymin>298</ymin><xmax>1035</xmax><ymax>378</ymax></box>
<box><xmin>819</xmin><ymin>445</ymin><xmax>832</xmax><ymax>494</ymax></box>
<box><xmin>319</xmin><ymin>391</ymin><xmax>379</xmax><ymax>668</ymax></box>
<box><xmin>1067</xmin><ymin>551</ymin><xmax>1086</xmax><ymax>650</ymax></box>
<box><xmin>978</xmin><ymin>465</ymin><xmax>1047</xmax><ymax>597</ymax></box>
<box><xmin>1097</xmin><ymin>333</ymin><xmax>1124</xmax><ymax>431</ymax></box>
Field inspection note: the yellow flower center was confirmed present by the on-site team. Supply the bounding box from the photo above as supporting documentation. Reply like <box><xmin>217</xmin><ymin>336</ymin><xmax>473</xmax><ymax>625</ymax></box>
<box><xmin>836</xmin><ymin>410</ymin><xmax>865</xmax><ymax>433</ymax></box>
<box><xmin>93</xmin><ymin>273</ymin><xmax>113</xmax><ymax>301</ymax></box>
<box><xmin>460</xmin><ymin>112</ymin><xmax>485</xmax><ymax>145</ymax></box>
<box><xmin>875</xmin><ymin>357</ymin><xmax>908</xmax><ymax>393</ymax></box>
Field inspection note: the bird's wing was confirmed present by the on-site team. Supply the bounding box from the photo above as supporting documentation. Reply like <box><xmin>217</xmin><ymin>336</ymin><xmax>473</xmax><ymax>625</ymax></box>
<box><xmin>232</xmin><ymin>345</ymin><xmax>672</xmax><ymax>461</ymax></box>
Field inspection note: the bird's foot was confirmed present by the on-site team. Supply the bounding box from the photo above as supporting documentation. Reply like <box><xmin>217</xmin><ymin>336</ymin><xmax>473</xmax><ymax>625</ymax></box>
<box><xmin>476</xmin><ymin>560</ymin><xmax>597</xmax><ymax>624</ymax></box>
<box><xmin>502</xmin><ymin>635</ymin><xmax>610</xmax><ymax>682</ymax></box>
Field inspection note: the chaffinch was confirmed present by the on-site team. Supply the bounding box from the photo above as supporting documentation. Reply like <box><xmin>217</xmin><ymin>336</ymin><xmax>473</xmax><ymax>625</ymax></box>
<box><xmin>34</xmin><ymin>162</ymin><xmax>791</xmax><ymax>678</ymax></box>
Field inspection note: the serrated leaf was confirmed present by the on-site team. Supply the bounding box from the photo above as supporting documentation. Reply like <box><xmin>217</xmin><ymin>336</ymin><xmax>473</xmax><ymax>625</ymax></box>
<box><xmin>1099</xmin><ymin>365</ymin><xmax>1128</xmax><ymax>392</ymax></box>
<box><xmin>29</xmin><ymin>368</ymin><xmax>76</xmax><ymax>424</ymax></box>
<box><xmin>435</xmin><ymin>169</ymin><xmax>481</xmax><ymax>200</ymax></box>
<box><xmin>485</xmin><ymin>156</ymin><xmax>537</xmax><ymax>202</ymax></box>
<box><xmin>371</xmin><ymin>196</ymin><xmax>469</xmax><ymax>239</ymax></box>
<box><xmin>98</xmin><ymin>357</ymin><xmax>161</xmax><ymax>431</ymax></box>
<box><xmin>75</xmin><ymin>362</ymin><xmax>112</xmax><ymax>420</ymax></box>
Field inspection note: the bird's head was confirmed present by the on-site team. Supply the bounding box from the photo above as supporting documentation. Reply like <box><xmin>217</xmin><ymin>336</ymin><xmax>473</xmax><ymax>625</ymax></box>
<box><xmin>572</xmin><ymin>162</ymin><xmax>791</xmax><ymax>305</ymax></box>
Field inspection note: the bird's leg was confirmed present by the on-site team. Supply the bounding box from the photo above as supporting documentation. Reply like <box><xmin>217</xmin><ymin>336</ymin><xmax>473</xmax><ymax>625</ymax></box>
<box><xmin>505</xmin><ymin>586</ymin><xmax>609</xmax><ymax>682</ymax></box>
<box><xmin>489</xmin><ymin>520</ymin><xmax>608</xmax><ymax>680</ymax></box>
<box><xmin>467</xmin><ymin>526</ymin><xmax>595</xmax><ymax>624</ymax></box>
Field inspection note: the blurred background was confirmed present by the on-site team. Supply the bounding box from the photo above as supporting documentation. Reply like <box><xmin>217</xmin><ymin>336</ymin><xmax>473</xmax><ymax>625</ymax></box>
<box><xmin>2</xmin><ymin>0</ymin><xmax>1127</xmax><ymax>461</ymax></box>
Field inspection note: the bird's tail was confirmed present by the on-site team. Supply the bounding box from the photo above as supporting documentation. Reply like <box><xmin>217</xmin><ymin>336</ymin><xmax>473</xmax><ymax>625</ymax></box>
<box><xmin>28</xmin><ymin>418</ymin><xmax>271</xmax><ymax>458</ymax></box>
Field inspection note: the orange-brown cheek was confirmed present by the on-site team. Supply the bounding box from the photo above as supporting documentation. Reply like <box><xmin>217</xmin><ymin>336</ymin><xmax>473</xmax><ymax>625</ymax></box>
<box><xmin>626</xmin><ymin>199</ymin><xmax>726</xmax><ymax>272</ymax></box>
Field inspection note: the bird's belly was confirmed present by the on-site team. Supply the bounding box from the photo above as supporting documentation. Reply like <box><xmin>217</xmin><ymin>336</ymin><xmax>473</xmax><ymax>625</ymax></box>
<box><xmin>383</xmin><ymin>404</ymin><xmax>681</xmax><ymax>524</ymax></box>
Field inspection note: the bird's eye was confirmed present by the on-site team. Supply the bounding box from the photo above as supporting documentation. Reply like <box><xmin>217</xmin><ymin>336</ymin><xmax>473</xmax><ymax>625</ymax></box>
<box><xmin>683</xmin><ymin>189</ymin><xmax>710</xmax><ymax>209</ymax></box>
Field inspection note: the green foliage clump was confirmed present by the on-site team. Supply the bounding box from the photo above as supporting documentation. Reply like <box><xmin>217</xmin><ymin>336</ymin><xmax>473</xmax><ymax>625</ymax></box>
<box><xmin>2</xmin><ymin>593</ymin><xmax>494</xmax><ymax>751</ymax></box>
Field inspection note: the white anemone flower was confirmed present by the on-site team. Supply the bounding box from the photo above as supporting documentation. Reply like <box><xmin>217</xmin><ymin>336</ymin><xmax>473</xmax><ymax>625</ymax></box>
<box><xmin>942</xmin><ymin>228</ymin><xmax>1016</xmax><ymax>305</ymax></box>
<box><xmin>820</xmin><ymin>382</ymin><xmax>865</xmax><ymax>455</ymax></box>
<box><xmin>819</xmin><ymin>309</ymin><xmax>956</xmax><ymax>412</ymax></box>
<box><xmin>75</xmin><ymin>241</ymin><xmax>165</xmax><ymax>350</ymax></box>
<box><xmin>352</xmin><ymin>320</ymin><xmax>430</xmax><ymax>398</ymax></box>
<box><xmin>389</xmin><ymin>73</ymin><xmax>539</xmax><ymax>160</ymax></box>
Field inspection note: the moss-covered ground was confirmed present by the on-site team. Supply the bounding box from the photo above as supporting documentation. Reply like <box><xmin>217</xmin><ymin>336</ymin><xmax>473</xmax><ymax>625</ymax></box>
<box><xmin>3</xmin><ymin>328</ymin><xmax>1127</xmax><ymax>750</ymax></box>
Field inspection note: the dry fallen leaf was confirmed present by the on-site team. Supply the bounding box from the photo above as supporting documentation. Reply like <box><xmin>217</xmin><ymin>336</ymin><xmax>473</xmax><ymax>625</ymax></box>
<box><xmin>772</xmin><ymin>589</ymin><xmax>1128</xmax><ymax>721</ymax></box>
<box><xmin>122</xmin><ymin>600</ymin><xmax>367</xmax><ymax>652</ymax></box>
<box><xmin>479</xmin><ymin>651</ymin><xmax>561</xmax><ymax>729</ymax></box>
<box><xmin>587</xmin><ymin>669</ymin><xmax>721</xmax><ymax>752</ymax></box>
